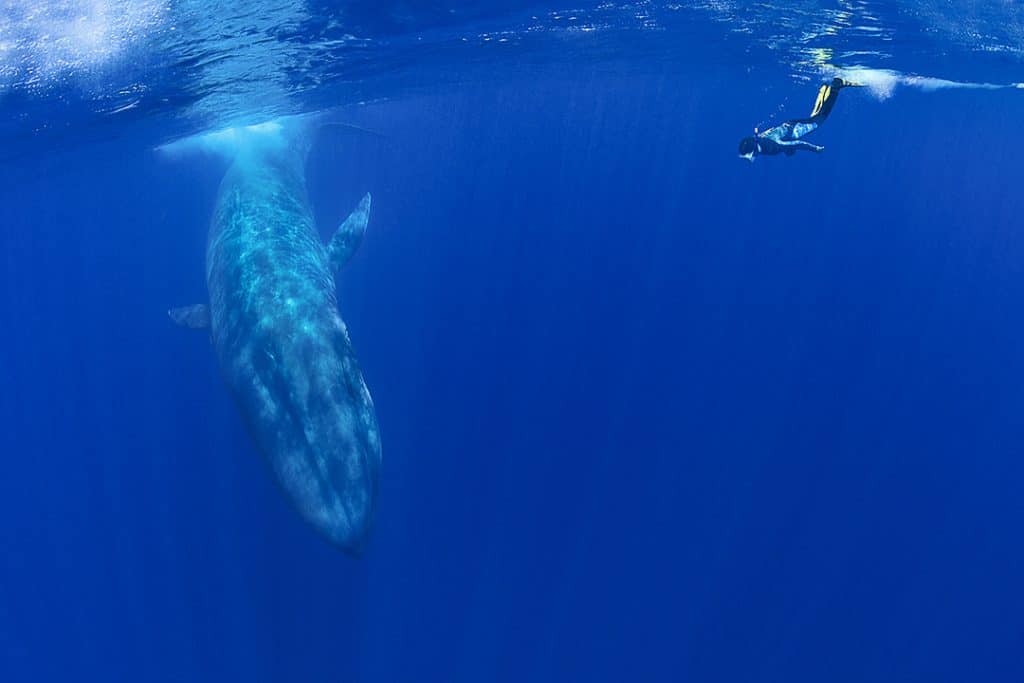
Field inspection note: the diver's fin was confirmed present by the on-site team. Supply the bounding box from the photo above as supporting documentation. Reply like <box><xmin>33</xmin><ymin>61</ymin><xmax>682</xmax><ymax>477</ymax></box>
<box><xmin>810</xmin><ymin>82</ymin><xmax>832</xmax><ymax>117</ymax></box>
<box><xmin>809</xmin><ymin>77</ymin><xmax>858</xmax><ymax>120</ymax></box>
<box><xmin>327</xmin><ymin>193</ymin><xmax>371</xmax><ymax>273</ymax></box>
<box><xmin>168</xmin><ymin>304</ymin><xmax>210</xmax><ymax>329</ymax></box>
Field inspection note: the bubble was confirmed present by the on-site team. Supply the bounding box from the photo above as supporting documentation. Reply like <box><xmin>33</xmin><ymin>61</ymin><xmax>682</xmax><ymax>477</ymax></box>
<box><xmin>0</xmin><ymin>0</ymin><xmax>167</xmax><ymax>94</ymax></box>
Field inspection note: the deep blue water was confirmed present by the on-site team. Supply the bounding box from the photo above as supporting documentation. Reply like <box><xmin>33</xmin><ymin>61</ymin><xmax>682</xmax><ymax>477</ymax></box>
<box><xmin>4</xmin><ymin>2</ymin><xmax>1024</xmax><ymax>681</ymax></box>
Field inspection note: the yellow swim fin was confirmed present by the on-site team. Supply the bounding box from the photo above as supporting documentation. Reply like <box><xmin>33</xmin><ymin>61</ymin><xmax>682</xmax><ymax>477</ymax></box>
<box><xmin>810</xmin><ymin>83</ymin><xmax>831</xmax><ymax>118</ymax></box>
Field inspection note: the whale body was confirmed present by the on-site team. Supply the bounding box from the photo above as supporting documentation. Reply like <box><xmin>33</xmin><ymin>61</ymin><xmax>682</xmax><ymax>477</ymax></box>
<box><xmin>169</xmin><ymin>120</ymin><xmax>381</xmax><ymax>552</ymax></box>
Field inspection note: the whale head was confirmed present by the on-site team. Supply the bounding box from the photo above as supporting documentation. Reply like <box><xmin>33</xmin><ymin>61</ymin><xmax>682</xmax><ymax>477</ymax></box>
<box><xmin>226</xmin><ymin>310</ymin><xmax>382</xmax><ymax>554</ymax></box>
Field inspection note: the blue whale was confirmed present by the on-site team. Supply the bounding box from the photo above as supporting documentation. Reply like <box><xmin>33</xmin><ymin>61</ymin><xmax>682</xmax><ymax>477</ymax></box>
<box><xmin>169</xmin><ymin>120</ymin><xmax>381</xmax><ymax>553</ymax></box>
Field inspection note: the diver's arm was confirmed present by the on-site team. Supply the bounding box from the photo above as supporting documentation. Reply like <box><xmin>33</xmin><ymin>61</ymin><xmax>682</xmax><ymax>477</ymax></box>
<box><xmin>776</xmin><ymin>139</ymin><xmax>824</xmax><ymax>153</ymax></box>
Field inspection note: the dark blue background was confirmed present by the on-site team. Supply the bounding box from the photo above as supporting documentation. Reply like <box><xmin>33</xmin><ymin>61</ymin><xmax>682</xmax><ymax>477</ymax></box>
<box><xmin>2</xmin><ymin>60</ymin><xmax>1024</xmax><ymax>681</ymax></box>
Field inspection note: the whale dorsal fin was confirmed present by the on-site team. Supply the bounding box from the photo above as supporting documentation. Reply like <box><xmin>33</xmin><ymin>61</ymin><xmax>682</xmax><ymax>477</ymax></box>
<box><xmin>328</xmin><ymin>193</ymin><xmax>371</xmax><ymax>274</ymax></box>
<box><xmin>168</xmin><ymin>304</ymin><xmax>210</xmax><ymax>329</ymax></box>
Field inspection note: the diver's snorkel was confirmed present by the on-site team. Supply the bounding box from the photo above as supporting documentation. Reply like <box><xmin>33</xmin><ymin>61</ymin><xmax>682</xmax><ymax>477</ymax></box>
<box><xmin>738</xmin><ymin>128</ymin><xmax>759</xmax><ymax>163</ymax></box>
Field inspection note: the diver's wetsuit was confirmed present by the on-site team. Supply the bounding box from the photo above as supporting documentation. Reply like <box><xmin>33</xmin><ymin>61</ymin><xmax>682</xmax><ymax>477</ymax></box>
<box><xmin>738</xmin><ymin>77</ymin><xmax>860</xmax><ymax>159</ymax></box>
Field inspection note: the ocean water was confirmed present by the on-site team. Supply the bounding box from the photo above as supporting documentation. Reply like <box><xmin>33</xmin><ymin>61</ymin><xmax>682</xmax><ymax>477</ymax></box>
<box><xmin>3</xmin><ymin>1</ymin><xmax>1024</xmax><ymax>681</ymax></box>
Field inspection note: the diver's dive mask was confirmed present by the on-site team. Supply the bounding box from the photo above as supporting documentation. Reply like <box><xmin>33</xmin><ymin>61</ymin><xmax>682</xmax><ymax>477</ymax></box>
<box><xmin>737</xmin><ymin>135</ymin><xmax>758</xmax><ymax>162</ymax></box>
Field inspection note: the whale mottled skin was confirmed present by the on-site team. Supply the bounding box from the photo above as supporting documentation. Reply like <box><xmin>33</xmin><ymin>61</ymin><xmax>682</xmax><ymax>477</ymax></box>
<box><xmin>169</xmin><ymin>121</ymin><xmax>380</xmax><ymax>553</ymax></box>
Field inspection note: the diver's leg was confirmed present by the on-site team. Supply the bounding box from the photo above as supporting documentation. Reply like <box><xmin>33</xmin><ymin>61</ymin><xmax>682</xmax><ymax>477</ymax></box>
<box><xmin>763</xmin><ymin>119</ymin><xmax>818</xmax><ymax>143</ymax></box>
<box><xmin>788</xmin><ymin>120</ymin><xmax>819</xmax><ymax>139</ymax></box>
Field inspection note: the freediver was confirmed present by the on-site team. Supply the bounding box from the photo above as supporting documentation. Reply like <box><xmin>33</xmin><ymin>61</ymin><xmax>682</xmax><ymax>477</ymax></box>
<box><xmin>738</xmin><ymin>77</ymin><xmax>863</xmax><ymax>160</ymax></box>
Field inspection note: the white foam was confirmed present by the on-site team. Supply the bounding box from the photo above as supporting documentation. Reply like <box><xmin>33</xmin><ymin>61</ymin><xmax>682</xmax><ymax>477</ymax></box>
<box><xmin>156</xmin><ymin>120</ymin><xmax>289</xmax><ymax>159</ymax></box>
<box><xmin>833</xmin><ymin>66</ymin><xmax>901</xmax><ymax>100</ymax></box>
<box><xmin>830</xmin><ymin>66</ymin><xmax>1019</xmax><ymax>101</ymax></box>
<box><xmin>152</xmin><ymin>113</ymin><xmax>327</xmax><ymax>161</ymax></box>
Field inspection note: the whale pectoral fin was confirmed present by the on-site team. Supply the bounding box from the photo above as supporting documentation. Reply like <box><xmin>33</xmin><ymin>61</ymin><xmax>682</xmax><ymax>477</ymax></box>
<box><xmin>327</xmin><ymin>192</ymin><xmax>371</xmax><ymax>273</ymax></box>
<box><xmin>168</xmin><ymin>304</ymin><xmax>210</xmax><ymax>329</ymax></box>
